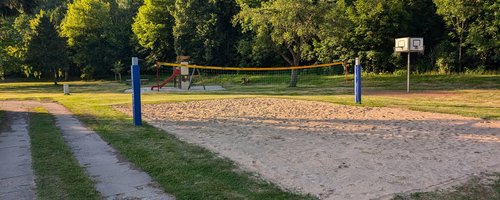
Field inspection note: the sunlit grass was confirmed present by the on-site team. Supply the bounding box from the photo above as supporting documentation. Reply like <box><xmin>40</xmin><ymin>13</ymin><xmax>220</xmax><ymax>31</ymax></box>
<box><xmin>29</xmin><ymin>107</ymin><xmax>101</xmax><ymax>200</ymax></box>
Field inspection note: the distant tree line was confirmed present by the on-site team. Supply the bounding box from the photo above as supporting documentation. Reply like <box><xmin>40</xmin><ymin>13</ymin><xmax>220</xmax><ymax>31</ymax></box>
<box><xmin>0</xmin><ymin>0</ymin><xmax>498</xmax><ymax>84</ymax></box>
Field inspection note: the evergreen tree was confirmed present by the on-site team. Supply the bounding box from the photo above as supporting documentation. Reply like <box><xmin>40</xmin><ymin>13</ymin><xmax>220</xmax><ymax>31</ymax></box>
<box><xmin>25</xmin><ymin>11</ymin><xmax>69</xmax><ymax>84</ymax></box>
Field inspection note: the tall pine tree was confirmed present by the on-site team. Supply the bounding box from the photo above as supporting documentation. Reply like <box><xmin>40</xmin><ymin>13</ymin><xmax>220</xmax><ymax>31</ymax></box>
<box><xmin>25</xmin><ymin>11</ymin><xmax>69</xmax><ymax>84</ymax></box>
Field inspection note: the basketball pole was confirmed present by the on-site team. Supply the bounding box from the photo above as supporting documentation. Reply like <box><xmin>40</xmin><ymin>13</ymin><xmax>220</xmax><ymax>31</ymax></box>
<box><xmin>407</xmin><ymin>52</ymin><xmax>410</xmax><ymax>93</ymax></box>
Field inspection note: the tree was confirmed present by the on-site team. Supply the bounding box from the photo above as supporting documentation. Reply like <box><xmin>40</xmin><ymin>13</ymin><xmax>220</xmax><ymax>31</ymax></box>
<box><xmin>434</xmin><ymin>0</ymin><xmax>477</xmax><ymax>72</ymax></box>
<box><xmin>132</xmin><ymin>0</ymin><xmax>175</xmax><ymax>63</ymax></box>
<box><xmin>172</xmin><ymin>0</ymin><xmax>240</xmax><ymax>65</ymax></box>
<box><xmin>234</xmin><ymin>0</ymin><xmax>332</xmax><ymax>87</ymax></box>
<box><xmin>25</xmin><ymin>11</ymin><xmax>68</xmax><ymax>84</ymax></box>
<box><xmin>346</xmin><ymin>0</ymin><xmax>408</xmax><ymax>72</ymax></box>
<box><xmin>465</xmin><ymin>0</ymin><xmax>498</xmax><ymax>70</ymax></box>
<box><xmin>0</xmin><ymin>18</ymin><xmax>22</xmax><ymax>78</ymax></box>
<box><xmin>0</xmin><ymin>0</ymin><xmax>35</xmax><ymax>17</ymax></box>
<box><xmin>61</xmin><ymin>0</ymin><xmax>125</xmax><ymax>79</ymax></box>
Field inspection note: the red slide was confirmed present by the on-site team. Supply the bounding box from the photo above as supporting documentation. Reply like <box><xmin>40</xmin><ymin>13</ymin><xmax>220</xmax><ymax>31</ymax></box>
<box><xmin>151</xmin><ymin>69</ymin><xmax>181</xmax><ymax>90</ymax></box>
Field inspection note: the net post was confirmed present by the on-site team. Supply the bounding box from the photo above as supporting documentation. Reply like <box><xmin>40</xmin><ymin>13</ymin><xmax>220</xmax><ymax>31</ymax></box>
<box><xmin>131</xmin><ymin>57</ymin><xmax>142</xmax><ymax>126</ymax></box>
<box><xmin>354</xmin><ymin>57</ymin><xmax>362</xmax><ymax>104</ymax></box>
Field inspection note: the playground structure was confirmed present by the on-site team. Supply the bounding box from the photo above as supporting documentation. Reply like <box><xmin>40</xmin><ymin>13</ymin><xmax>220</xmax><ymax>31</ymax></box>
<box><xmin>151</xmin><ymin>61</ymin><xmax>206</xmax><ymax>91</ymax></box>
<box><xmin>150</xmin><ymin>67</ymin><xmax>181</xmax><ymax>91</ymax></box>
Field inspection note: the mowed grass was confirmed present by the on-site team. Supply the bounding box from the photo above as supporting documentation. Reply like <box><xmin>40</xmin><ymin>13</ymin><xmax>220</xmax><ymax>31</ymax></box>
<box><xmin>0</xmin><ymin>73</ymin><xmax>499</xmax><ymax>199</ymax></box>
<box><xmin>29</xmin><ymin>107</ymin><xmax>101</xmax><ymax>200</ymax></box>
<box><xmin>393</xmin><ymin>173</ymin><xmax>500</xmax><ymax>200</ymax></box>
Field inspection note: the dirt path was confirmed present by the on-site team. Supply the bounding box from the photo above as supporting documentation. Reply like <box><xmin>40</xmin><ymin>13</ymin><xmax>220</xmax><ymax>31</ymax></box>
<box><xmin>0</xmin><ymin>104</ymin><xmax>35</xmax><ymax>200</ymax></box>
<box><xmin>115</xmin><ymin>98</ymin><xmax>500</xmax><ymax>200</ymax></box>
<box><xmin>0</xmin><ymin>101</ymin><xmax>174</xmax><ymax>200</ymax></box>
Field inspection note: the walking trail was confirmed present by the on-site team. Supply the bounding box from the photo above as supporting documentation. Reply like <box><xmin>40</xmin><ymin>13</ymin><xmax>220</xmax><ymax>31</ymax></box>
<box><xmin>0</xmin><ymin>101</ymin><xmax>174</xmax><ymax>200</ymax></box>
<box><xmin>0</xmin><ymin>103</ymin><xmax>35</xmax><ymax>200</ymax></box>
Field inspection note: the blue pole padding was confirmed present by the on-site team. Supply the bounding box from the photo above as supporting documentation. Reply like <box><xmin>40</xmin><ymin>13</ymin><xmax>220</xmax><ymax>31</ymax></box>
<box><xmin>354</xmin><ymin>58</ymin><xmax>362</xmax><ymax>104</ymax></box>
<box><xmin>131</xmin><ymin>57</ymin><xmax>142</xmax><ymax>126</ymax></box>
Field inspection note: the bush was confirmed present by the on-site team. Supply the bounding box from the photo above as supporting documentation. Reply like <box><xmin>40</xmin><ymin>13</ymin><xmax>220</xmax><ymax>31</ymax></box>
<box><xmin>393</xmin><ymin>69</ymin><xmax>406</xmax><ymax>76</ymax></box>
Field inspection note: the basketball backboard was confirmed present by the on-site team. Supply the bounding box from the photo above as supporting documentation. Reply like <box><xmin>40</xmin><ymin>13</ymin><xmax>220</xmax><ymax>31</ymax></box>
<box><xmin>394</xmin><ymin>37</ymin><xmax>424</xmax><ymax>54</ymax></box>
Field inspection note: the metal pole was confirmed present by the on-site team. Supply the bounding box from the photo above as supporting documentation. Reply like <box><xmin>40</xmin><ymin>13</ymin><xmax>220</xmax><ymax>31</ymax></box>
<box><xmin>355</xmin><ymin>57</ymin><xmax>361</xmax><ymax>104</ymax></box>
<box><xmin>407</xmin><ymin>53</ymin><xmax>410</xmax><ymax>93</ymax></box>
<box><xmin>131</xmin><ymin>57</ymin><xmax>142</xmax><ymax>126</ymax></box>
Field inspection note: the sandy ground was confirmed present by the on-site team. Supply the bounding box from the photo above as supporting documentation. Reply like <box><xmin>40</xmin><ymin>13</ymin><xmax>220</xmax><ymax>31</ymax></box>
<box><xmin>114</xmin><ymin>98</ymin><xmax>500</xmax><ymax>200</ymax></box>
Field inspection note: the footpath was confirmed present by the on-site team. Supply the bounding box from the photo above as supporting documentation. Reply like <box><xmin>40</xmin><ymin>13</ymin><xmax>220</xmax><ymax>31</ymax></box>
<box><xmin>0</xmin><ymin>101</ymin><xmax>174</xmax><ymax>200</ymax></box>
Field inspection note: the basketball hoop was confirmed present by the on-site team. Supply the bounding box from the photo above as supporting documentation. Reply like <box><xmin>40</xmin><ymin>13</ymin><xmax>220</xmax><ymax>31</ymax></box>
<box><xmin>394</xmin><ymin>37</ymin><xmax>425</xmax><ymax>93</ymax></box>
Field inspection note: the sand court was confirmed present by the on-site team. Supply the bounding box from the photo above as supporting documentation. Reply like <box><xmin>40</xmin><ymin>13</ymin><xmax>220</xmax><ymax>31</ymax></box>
<box><xmin>114</xmin><ymin>98</ymin><xmax>500</xmax><ymax>200</ymax></box>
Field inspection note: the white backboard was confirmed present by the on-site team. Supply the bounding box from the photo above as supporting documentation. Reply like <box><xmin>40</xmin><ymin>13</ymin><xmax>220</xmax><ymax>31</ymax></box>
<box><xmin>394</xmin><ymin>37</ymin><xmax>424</xmax><ymax>53</ymax></box>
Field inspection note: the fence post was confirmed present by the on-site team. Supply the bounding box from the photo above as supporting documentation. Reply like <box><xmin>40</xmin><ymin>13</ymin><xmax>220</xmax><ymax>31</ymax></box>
<box><xmin>131</xmin><ymin>57</ymin><xmax>142</xmax><ymax>126</ymax></box>
<box><xmin>354</xmin><ymin>57</ymin><xmax>362</xmax><ymax>104</ymax></box>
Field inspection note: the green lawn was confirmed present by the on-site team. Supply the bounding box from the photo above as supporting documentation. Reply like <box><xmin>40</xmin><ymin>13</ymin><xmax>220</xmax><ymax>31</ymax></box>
<box><xmin>29</xmin><ymin>107</ymin><xmax>101</xmax><ymax>200</ymax></box>
<box><xmin>0</xmin><ymin>73</ymin><xmax>499</xmax><ymax>199</ymax></box>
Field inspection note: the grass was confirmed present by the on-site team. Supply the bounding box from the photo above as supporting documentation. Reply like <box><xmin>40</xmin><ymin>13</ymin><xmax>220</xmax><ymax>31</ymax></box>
<box><xmin>29</xmin><ymin>107</ymin><xmax>101</xmax><ymax>200</ymax></box>
<box><xmin>393</xmin><ymin>173</ymin><xmax>500</xmax><ymax>200</ymax></box>
<box><xmin>0</xmin><ymin>73</ymin><xmax>499</xmax><ymax>199</ymax></box>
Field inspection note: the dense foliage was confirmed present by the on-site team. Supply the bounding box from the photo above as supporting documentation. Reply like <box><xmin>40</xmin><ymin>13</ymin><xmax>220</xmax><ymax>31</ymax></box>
<box><xmin>0</xmin><ymin>0</ymin><xmax>498</xmax><ymax>80</ymax></box>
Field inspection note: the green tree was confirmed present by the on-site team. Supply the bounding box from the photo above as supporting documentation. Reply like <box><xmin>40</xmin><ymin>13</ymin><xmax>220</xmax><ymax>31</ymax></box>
<box><xmin>61</xmin><ymin>0</ymin><xmax>129</xmax><ymax>79</ymax></box>
<box><xmin>234</xmin><ymin>0</ymin><xmax>332</xmax><ymax>87</ymax></box>
<box><xmin>132</xmin><ymin>0</ymin><xmax>175</xmax><ymax>62</ymax></box>
<box><xmin>346</xmin><ymin>0</ymin><xmax>408</xmax><ymax>72</ymax></box>
<box><xmin>434</xmin><ymin>0</ymin><xmax>477</xmax><ymax>72</ymax></box>
<box><xmin>25</xmin><ymin>11</ymin><xmax>69</xmax><ymax>84</ymax></box>
<box><xmin>312</xmin><ymin>0</ymin><xmax>352</xmax><ymax>63</ymax></box>
<box><xmin>0</xmin><ymin>0</ymin><xmax>35</xmax><ymax>16</ymax></box>
<box><xmin>0</xmin><ymin>17</ymin><xmax>22</xmax><ymax>78</ymax></box>
<box><xmin>172</xmin><ymin>0</ymin><xmax>240</xmax><ymax>66</ymax></box>
<box><xmin>404</xmin><ymin>0</ymin><xmax>446</xmax><ymax>72</ymax></box>
<box><xmin>465</xmin><ymin>0</ymin><xmax>498</xmax><ymax>71</ymax></box>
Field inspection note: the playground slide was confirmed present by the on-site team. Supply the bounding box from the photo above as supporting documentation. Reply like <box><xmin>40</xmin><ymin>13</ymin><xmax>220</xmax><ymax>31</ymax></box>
<box><xmin>151</xmin><ymin>69</ymin><xmax>181</xmax><ymax>90</ymax></box>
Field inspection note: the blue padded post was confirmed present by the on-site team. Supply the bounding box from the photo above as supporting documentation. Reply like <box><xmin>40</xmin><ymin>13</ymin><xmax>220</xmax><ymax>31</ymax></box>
<box><xmin>131</xmin><ymin>57</ymin><xmax>142</xmax><ymax>126</ymax></box>
<box><xmin>354</xmin><ymin>57</ymin><xmax>362</xmax><ymax>104</ymax></box>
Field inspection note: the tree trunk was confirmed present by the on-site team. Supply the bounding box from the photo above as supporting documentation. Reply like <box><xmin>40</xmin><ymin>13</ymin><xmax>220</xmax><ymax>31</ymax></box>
<box><xmin>289</xmin><ymin>69</ymin><xmax>298</xmax><ymax>87</ymax></box>
<box><xmin>289</xmin><ymin>57</ymin><xmax>300</xmax><ymax>87</ymax></box>
<box><xmin>458</xmin><ymin>35</ymin><xmax>462</xmax><ymax>72</ymax></box>
<box><xmin>53</xmin><ymin>68</ymin><xmax>58</xmax><ymax>85</ymax></box>
<box><xmin>289</xmin><ymin>41</ymin><xmax>301</xmax><ymax>87</ymax></box>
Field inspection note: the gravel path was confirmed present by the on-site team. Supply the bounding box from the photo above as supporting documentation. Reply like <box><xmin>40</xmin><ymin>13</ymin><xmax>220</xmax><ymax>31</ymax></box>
<box><xmin>1</xmin><ymin>101</ymin><xmax>174</xmax><ymax>200</ymax></box>
<box><xmin>115</xmin><ymin>98</ymin><xmax>500</xmax><ymax>200</ymax></box>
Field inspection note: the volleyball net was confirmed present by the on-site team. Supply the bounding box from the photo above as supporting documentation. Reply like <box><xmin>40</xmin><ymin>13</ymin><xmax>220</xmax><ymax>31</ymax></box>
<box><xmin>151</xmin><ymin>60</ymin><xmax>350</xmax><ymax>91</ymax></box>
